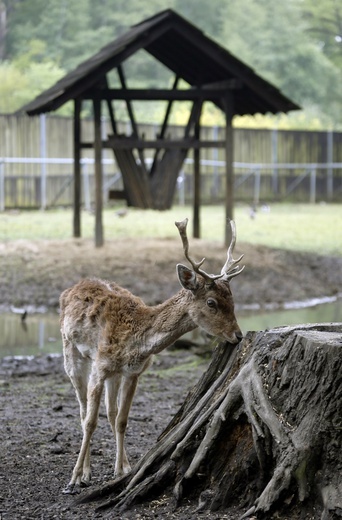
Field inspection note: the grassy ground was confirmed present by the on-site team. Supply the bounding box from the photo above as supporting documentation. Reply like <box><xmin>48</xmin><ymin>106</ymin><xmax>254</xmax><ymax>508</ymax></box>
<box><xmin>0</xmin><ymin>202</ymin><xmax>341</xmax><ymax>255</ymax></box>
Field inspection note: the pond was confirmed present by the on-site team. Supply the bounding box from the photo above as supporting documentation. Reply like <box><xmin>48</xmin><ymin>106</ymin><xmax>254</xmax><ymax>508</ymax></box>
<box><xmin>0</xmin><ymin>297</ymin><xmax>341</xmax><ymax>358</ymax></box>
<box><xmin>0</xmin><ymin>311</ymin><xmax>63</xmax><ymax>357</ymax></box>
<box><xmin>236</xmin><ymin>297</ymin><xmax>341</xmax><ymax>334</ymax></box>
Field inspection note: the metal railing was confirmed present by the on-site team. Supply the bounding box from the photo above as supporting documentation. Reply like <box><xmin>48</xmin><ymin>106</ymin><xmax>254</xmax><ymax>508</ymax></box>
<box><xmin>1</xmin><ymin>156</ymin><xmax>342</xmax><ymax>211</ymax></box>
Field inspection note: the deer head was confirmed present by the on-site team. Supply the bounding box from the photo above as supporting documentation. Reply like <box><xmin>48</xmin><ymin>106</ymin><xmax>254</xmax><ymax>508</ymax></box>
<box><xmin>175</xmin><ymin>218</ymin><xmax>244</xmax><ymax>344</ymax></box>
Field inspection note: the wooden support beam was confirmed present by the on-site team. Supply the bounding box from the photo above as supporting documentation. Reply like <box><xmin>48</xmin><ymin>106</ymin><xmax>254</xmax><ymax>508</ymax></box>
<box><xmin>223</xmin><ymin>93</ymin><xmax>234</xmax><ymax>247</ymax></box>
<box><xmin>193</xmin><ymin>115</ymin><xmax>201</xmax><ymax>238</ymax></box>
<box><xmin>117</xmin><ymin>65</ymin><xmax>147</xmax><ymax>176</ymax></box>
<box><xmin>73</xmin><ymin>98</ymin><xmax>81</xmax><ymax>238</ymax></box>
<box><xmin>107</xmin><ymin>100</ymin><xmax>117</xmax><ymax>135</ymax></box>
<box><xmin>151</xmin><ymin>75</ymin><xmax>180</xmax><ymax>176</ymax></box>
<box><xmin>108</xmin><ymin>189</ymin><xmax>127</xmax><ymax>200</ymax></box>
<box><xmin>159</xmin><ymin>76</ymin><xmax>180</xmax><ymax>138</ymax></box>
<box><xmin>82</xmin><ymin>138</ymin><xmax>225</xmax><ymax>150</ymax></box>
<box><xmin>182</xmin><ymin>98</ymin><xmax>203</xmax><ymax>238</ymax></box>
<box><xmin>104</xmin><ymin>77</ymin><xmax>118</xmax><ymax>136</ymax></box>
<box><xmin>93</xmin><ymin>98</ymin><xmax>104</xmax><ymax>247</ymax></box>
<box><xmin>117</xmin><ymin>66</ymin><xmax>138</xmax><ymax>135</ymax></box>
<box><xmin>81</xmin><ymin>80</ymin><xmax>241</xmax><ymax>102</ymax></box>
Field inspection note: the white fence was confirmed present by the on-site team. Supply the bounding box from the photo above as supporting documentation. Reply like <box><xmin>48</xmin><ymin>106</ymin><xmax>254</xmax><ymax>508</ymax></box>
<box><xmin>2</xmin><ymin>114</ymin><xmax>342</xmax><ymax>208</ymax></box>
<box><xmin>1</xmin><ymin>155</ymin><xmax>342</xmax><ymax>211</ymax></box>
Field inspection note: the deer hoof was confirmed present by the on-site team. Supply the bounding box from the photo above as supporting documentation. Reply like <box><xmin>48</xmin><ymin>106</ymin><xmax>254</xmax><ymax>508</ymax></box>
<box><xmin>62</xmin><ymin>482</ymin><xmax>80</xmax><ymax>495</ymax></box>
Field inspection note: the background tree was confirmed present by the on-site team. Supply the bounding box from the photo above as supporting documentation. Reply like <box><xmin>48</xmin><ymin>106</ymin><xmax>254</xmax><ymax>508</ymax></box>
<box><xmin>0</xmin><ymin>0</ymin><xmax>23</xmax><ymax>60</ymax></box>
<box><xmin>0</xmin><ymin>38</ymin><xmax>65</xmax><ymax>113</ymax></box>
<box><xmin>220</xmin><ymin>0</ymin><xmax>342</xmax><ymax>127</ymax></box>
<box><xmin>1</xmin><ymin>0</ymin><xmax>342</xmax><ymax>128</ymax></box>
<box><xmin>303</xmin><ymin>0</ymin><xmax>342</xmax><ymax>68</ymax></box>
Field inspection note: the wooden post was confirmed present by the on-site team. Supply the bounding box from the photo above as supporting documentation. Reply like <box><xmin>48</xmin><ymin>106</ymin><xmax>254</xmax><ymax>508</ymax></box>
<box><xmin>193</xmin><ymin>118</ymin><xmax>200</xmax><ymax>238</ymax></box>
<box><xmin>93</xmin><ymin>98</ymin><xmax>104</xmax><ymax>247</ymax></box>
<box><xmin>73</xmin><ymin>99</ymin><xmax>81</xmax><ymax>238</ymax></box>
<box><xmin>271</xmin><ymin>128</ymin><xmax>278</xmax><ymax>195</ymax></box>
<box><xmin>39</xmin><ymin>114</ymin><xmax>47</xmax><ymax>210</ymax></box>
<box><xmin>326</xmin><ymin>130</ymin><xmax>333</xmax><ymax>201</ymax></box>
<box><xmin>223</xmin><ymin>94</ymin><xmax>234</xmax><ymax>247</ymax></box>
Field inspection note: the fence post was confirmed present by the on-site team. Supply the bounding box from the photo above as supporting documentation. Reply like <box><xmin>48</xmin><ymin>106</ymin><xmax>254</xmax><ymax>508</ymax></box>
<box><xmin>212</xmin><ymin>125</ymin><xmax>219</xmax><ymax>197</ymax></box>
<box><xmin>0</xmin><ymin>160</ymin><xmax>4</xmax><ymax>211</ymax></box>
<box><xmin>40</xmin><ymin>114</ymin><xmax>47</xmax><ymax>209</ymax></box>
<box><xmin>327</xmin><ymin>130</ymin><xmax>333</xmax><ymax>201</ymax></box>
<box><xmin>254</xmin><ymin>167</ymin><xmax>261</xmax><ymax>206</ymax></box>
<box><xmin>82</xmin><ymin>161</ymin><xmax>91</xmax><ymax>212</ymax></box>
<box><xmin>177</xmin><ymin>170</ymin><xmax>185</xmax><ymax>206</ymax></box>
<box><xmin>271</xmin><ymin>128</ymin><xmax>278</xmax><ymax>194</ymax></box>
<box><xmin>310</xmin><ymin>168</ymin><xmax>316</xmax><ymax>203</ymax></box>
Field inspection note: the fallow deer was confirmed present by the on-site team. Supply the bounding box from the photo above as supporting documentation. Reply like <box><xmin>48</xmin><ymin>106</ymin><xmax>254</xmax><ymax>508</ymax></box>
<box><xmin>60</xmin><ymin>218</ymin><xmax>244</xmax><ymax>494</ymax></box>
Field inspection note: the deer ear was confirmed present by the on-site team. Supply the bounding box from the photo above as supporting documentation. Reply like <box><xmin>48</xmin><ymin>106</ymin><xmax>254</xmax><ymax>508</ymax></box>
<box><xmin>177</xmin><ymin>264</ymin><xmax>198</xmax><ymax>291</ymax></box>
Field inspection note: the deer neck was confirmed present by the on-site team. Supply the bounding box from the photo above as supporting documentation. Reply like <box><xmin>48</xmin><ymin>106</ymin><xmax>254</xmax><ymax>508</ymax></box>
<box><xmin>142</xmin><ymin>289</ymin><xmax>197</xmax><ymax>355</ymax></box>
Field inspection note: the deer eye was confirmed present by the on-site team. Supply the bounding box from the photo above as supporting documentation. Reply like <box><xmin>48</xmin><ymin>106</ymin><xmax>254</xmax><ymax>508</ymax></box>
<box><xmin>206</xmin><ymin>298</ymin><xmax>217</xmax><ymax>310</ymax></box>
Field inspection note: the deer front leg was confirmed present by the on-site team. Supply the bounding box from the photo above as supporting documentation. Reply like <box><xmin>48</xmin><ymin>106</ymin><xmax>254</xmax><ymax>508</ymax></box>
<box><xmin>105</xmin><ymin>375</ymin><xmax>123</xmax><ymax>472</ymax></box>
<box><xmin>70</xmin><ymin>370</ymin><xmax>92</xmax><ymax>486</ymax></box>
<box><xmin>115</xmin><ymin>374</ymin><xmax>139</xmax><ymax>477</ymax></box>
<box><xmin>64</xmin><ymin>371</ymin><xmax>104</xmax><ymax>494</ymax></box>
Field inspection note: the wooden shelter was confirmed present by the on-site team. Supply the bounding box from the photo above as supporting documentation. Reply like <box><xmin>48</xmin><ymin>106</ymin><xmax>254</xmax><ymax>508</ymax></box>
<box><xmin>19</xmin><ymin>9</ymin><xmax>299</xmax><ymax>246</ymax></box>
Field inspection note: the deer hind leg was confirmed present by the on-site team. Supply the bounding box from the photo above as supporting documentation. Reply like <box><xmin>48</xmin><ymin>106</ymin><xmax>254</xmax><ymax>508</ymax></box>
<box><xmin>72</xmin><ymin>369</ymin><xmax>92</xmax><ymax>487</ymax></box>
<box><xmin>63</xmin><ymin>340</ymin><xmax>92</xmax><ymax>490</ymax></box>
<box><xmin>105</xmin><ymin>375</ymin><xmax>126</xmax><ymax>475</ymax></box>
<box><xmin>112</xmin><ymin>374</ymin><xmax>139</xmax><ymax>476</ymax></box>
<box><xmin>64</xmin><ymin>363</ymin><xmax>104</xmax><ymax>494</ymax></box>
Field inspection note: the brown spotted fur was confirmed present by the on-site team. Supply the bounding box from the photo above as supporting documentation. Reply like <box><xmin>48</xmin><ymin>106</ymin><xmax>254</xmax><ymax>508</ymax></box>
<box><xmin>60</xmin><ymin>266</ymin><xmax>242</xmax><ymax>493</ymax></box>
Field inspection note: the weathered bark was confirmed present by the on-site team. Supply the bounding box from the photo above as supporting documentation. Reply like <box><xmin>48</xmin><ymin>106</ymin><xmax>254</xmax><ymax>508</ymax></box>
<box><xmin>80</xmin><ymin>323</ymin><xmax>342</xmax><ymax>519</ymax></box>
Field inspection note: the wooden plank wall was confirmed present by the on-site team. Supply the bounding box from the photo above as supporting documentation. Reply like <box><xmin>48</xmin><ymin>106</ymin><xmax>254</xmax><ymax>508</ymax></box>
<box><xmin>2</xmin><ymin>115</ymin><xmax>342</xmax><ymax>165</ymax></box>
<box><xmin>1</xmin><ymin>114</ymin><xmax>342</xmax><ymax>207</ymax></box>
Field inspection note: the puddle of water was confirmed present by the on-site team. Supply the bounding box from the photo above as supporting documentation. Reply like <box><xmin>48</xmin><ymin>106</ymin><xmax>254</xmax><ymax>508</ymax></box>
<box><xmin>0</xmin><ymin>312</ymin><xmax>62</xmax><ymax>357</ymax></box>
<box><xmin>0</xmin><ymin>299</ymin><xmax>341</xmax><ymax>358</ymax></box>
<box><xmin>236</xmin><ymin>298</ymin><xmax>342</xmax><ymax>334</ymax></box>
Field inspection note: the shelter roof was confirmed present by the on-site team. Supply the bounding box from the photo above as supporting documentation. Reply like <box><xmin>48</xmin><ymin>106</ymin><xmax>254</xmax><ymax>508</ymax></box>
<box><xmin>19</xmin><ymin>9</ymin><xmax>300</xmax><ymax>116</ymax></box>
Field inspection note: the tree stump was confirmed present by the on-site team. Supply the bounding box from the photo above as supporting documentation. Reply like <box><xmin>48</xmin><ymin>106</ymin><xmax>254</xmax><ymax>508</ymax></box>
<box><xmin>80</xmin><ymin>323</ymin><xmax>342</xmax><ymax>519</ymax></box>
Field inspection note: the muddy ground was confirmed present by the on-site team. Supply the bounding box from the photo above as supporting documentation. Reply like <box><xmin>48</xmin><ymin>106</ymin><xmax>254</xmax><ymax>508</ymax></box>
<box><xmin>0</xmin><ymin>237</ymin><xmax>341</xmax><ymax>519</ymax></box>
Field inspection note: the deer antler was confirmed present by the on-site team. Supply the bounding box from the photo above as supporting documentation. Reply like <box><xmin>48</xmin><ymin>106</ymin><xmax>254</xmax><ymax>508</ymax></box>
<box><xmin>175</xmin><ymin>218</ymin><xmax>244</xmax><ymax>284</ymax></box>
<box><xmin>175</xmin><ymin>218</ymin><xmax>222</xmax><ymax>284</ymax></box>
<box><xmin>221</xmin><ymin>220</ymin><xmax>245</xmax><ymax>280</ymax></box>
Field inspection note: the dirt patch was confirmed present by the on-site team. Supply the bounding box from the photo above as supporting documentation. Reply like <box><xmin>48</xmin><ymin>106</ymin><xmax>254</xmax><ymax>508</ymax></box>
<box><xmin>1</xmin><ymin>237</ymin><xmax>341</xmax><ymax>311</ymax></box>
<box><xmin>0</xmin><ymin>238</ymin><xmax>341</xmax><ymax>519</ymax></box>
<box><xmin>0</xmin><ymin>350</ymin><xmax>220</xmax><ymax>520</ymax></box>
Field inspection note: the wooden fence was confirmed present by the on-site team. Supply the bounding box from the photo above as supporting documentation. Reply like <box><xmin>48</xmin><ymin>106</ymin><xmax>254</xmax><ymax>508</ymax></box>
<box><xmin>1</xmin><ymin>113</ymin><xmax>342</xmax><ymax>209</ymax></box>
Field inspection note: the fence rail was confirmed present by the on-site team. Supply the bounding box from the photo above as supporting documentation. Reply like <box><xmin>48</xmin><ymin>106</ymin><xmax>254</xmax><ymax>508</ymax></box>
<box><xmin>1</xmin><ymin>156</ymin><xmax>341</xmax><ymax>210</ymax></box>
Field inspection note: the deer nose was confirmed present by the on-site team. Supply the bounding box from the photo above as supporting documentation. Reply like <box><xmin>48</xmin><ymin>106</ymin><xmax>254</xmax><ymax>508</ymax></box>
<box><xmin>235</xmin><ymin>330</ymin><xmax>243</xmax><ymax>342</ymax></box>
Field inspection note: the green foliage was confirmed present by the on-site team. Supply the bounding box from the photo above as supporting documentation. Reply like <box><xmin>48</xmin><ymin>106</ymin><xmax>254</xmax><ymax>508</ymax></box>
<box><xmin>302</xmin><ymin>0</ymin><xmax>342</xmax><ymax>69</ymax></box>
<box><xmin>234</xmin><ymin>109</ymin><xmax>329</xmax><ymax>130</ymax></box>
<box><xmin>1</xmin><ymin>0</ymin><xmax>342</xmax><ymax>128</ymax></box>
<box><xmin>0</xmin><ymin>59</ymin><xmax>65</xmax><ymax>113</ymax></box>
<box><xmin>0</xmin><ymin>36</ymin><xmax>67</xmax><ymax>113</ymax></box>
<box><xmin>221</xmin><ymin>0</ymin><xmax>342</xmax><ymax>127</ymax></box>
<box><xmin>0</xmin><ymin>35</ymin><xmax>66</xmax><ymax>113</ymax></box>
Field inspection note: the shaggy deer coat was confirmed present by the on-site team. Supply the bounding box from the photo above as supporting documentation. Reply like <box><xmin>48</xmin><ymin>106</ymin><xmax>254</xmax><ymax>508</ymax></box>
<box><xmin>60</xmin><ymin>219</ymin><xmax>244</xmax><ymax>493</ymax></box>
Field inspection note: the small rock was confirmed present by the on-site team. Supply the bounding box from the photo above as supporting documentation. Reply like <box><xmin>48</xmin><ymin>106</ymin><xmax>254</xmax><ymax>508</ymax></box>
<box><xmin>50</xmin><ymin>445</ymin><xmax>65</xmax><ymax>454</ymax></box>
